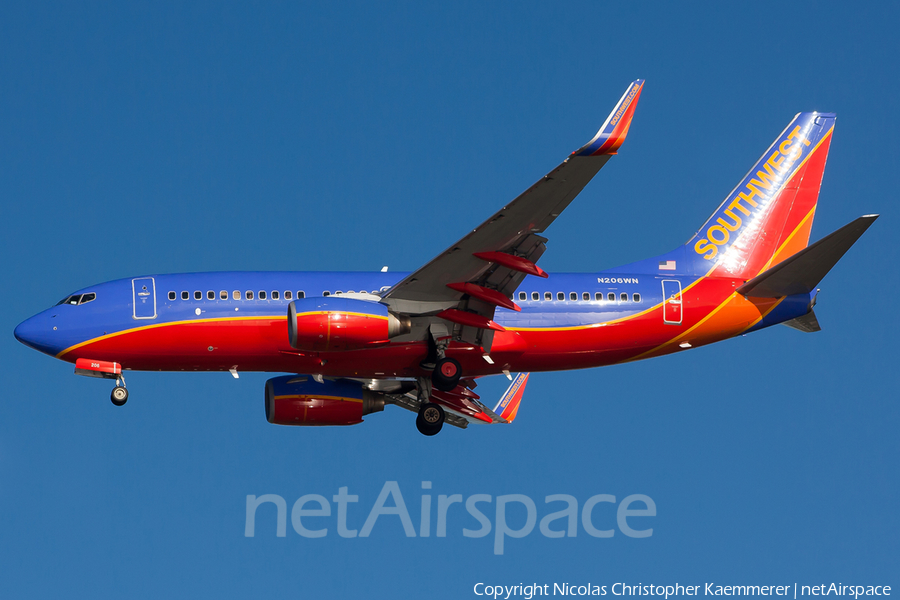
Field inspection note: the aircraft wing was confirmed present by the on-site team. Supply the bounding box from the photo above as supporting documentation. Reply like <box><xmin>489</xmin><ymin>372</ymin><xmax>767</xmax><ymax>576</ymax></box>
<box><xmin>381</xmin><ymin>80</ymin><xmax>643</xmax><ymax>348</ymax></box>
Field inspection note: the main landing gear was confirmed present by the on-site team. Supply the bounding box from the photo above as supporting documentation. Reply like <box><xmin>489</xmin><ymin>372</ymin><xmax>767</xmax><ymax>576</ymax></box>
<box><xmin>431</xmin><ymin>357</ymin><xmax>461</xmax><ymax>392</ymax></box>
<box><xmin>110</xmin><ymin>376</ymin><xmax>128</xmax><ymax>407</ymax></box>
<box><xmin>416</xmin><ymin>402</ymin><xmax>445</xmax><ymax>436</ymax></box>
<box><xmin>425</xmin><ymin>324</ymin><xmax>462</xmax><ymax>393</ymax></box>
<box><xmin>411</xmin><ymin>324</ymin><xmax>461</xmax><ymax>436</ymax></box>
<box><xmin>413</xmin><ymin>376</ymin><xmax>445</xmax><ymax>436</ymax></box>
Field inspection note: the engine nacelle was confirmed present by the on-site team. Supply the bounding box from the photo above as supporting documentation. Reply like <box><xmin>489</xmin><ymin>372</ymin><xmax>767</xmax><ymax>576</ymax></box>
<box><xmin>265</xmin><ymin>376</ymin><xmax>385</xmax><ymax>426</ymax></box>
<box><xmin>287</xmin><ymin>297</ymin><xmax>410</xmax><ymax>351</ymax></box>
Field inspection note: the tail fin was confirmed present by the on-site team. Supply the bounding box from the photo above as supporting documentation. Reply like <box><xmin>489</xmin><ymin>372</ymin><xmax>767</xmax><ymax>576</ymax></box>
<box><xmin>687</xmin><ymin>112</ymin><xmax>836</xmax><ymax>279</ymax></box>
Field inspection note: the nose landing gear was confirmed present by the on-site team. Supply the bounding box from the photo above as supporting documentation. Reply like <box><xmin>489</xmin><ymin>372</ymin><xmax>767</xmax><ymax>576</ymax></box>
<box><xmin>73</xmin><ymin>359</ymin><xmax>130</xmax><ymax>407</ymax></box>
<box><xmin>110</xmin><ymin>375</ymin><xmax>128</xmax><ymax>406</ymax></box>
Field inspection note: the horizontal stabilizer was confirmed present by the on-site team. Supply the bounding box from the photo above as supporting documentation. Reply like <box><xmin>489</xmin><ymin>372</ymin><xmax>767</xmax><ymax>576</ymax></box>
<box><xmin>737</xmin><ymin>215</ymin><xmax>878</xmax><ymax>298</ymax></box>
<box><xmin>782</xmin><ymin>309</ymin><xmax>821</xmax><ymax>333</ymax></box>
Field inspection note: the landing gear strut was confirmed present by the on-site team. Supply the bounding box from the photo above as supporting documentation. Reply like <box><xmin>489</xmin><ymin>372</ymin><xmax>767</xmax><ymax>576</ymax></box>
<box><xmin>425</xmin><ymin>323</ymin><xmax>462</xmax><ymax>392</ymax></box>
<box><xmin>110</xmin><ymin>375</ymin><xmax>128</xmax><ymax>406</ymax></box>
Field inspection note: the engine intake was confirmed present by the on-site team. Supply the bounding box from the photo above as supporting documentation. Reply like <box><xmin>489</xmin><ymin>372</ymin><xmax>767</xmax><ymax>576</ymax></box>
<box><xmin>264</xmin><ymin>375</ymin><xmax>385</xmax><ymax>426</ymax></box>
<box><xmin>287</xmin><ymin>297</ymin><xmax>410</xmax><ymax>351</ymax></box>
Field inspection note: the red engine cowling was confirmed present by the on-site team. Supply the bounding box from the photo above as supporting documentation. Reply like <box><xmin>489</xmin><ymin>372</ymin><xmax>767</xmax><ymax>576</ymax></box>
<box><xmin>264</xmin><ymin>375</ymin><xmax>385</xmax><ymax>426</ymax></box>
<box><xmin>287</xmin><ymin>297</ymin><xmax>409</xmax><ymax>351</ymax></box>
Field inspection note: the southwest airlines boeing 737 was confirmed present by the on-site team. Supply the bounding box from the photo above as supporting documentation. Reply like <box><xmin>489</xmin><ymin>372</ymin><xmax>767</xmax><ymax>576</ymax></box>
<box><xmin>14</xmin><ymin>80</ymin><xmax>877</xmax><ymax>435</ymax></box>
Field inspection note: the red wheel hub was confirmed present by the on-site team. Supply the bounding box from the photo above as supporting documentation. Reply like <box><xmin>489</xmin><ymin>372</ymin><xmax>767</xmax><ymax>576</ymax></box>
<box><xmin>440</xmin><ymin>361</ymin><xmax>458</xmax><ymax>377</ymax></box>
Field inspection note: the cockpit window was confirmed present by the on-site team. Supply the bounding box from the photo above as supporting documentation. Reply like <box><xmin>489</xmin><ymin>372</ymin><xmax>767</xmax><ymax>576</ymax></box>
<box><xmin>57</xmin><ymin>293</ymin><xmax>95</xmax><ymax>306</ymax></box>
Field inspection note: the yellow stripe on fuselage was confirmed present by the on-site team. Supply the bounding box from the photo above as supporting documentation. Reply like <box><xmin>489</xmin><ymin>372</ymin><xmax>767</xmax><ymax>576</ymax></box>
<box><xmin>56</xmin><ymin>315</ymin><xmax>280</xmax><ymax>359</ymax></box>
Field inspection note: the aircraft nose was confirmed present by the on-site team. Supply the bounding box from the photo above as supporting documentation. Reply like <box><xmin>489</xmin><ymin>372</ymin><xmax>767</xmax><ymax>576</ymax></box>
<box><xmin>14</xmin><ymin>316</ymin><xmax>36</xmax><ymax>345</ymax></box>
<box><xmin>14</xmin><ymin>312</ymin><xmax>60</xmax><ymax>356</ymax></box>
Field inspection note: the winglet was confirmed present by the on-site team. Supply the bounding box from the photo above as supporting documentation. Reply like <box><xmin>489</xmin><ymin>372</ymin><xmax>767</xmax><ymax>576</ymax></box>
<box><xmin>493</xmin><ymin>372</ymin><xmax>529</xmax><ymax>423</ymax></box>
<box><xmin>574</xmin><ymin>79</ymin><xmax>644</xmax><ymax>156</ymax></box>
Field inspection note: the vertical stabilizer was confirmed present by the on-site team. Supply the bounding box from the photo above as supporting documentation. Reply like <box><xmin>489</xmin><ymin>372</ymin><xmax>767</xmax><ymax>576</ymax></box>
<box><xmin>686</xmin><ymin>112</ymin><xmax>835</xmax><ymax>279</ymax></box>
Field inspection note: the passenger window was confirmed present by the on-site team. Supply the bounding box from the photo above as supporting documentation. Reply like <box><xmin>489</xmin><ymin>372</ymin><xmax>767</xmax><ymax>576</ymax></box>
<box><xmin>323</xmin><ymin>291</ymin><xmax>330</xmax><ymax>297</ymax></box>
<box><xmin>298</xmin><ymin>291</ymin><xmax>305</xmax><ymax>299</ymax></box>
<box><xmin>272</xmin><ymin>291</ymin><xmax>279</xmax><ymax>300</ymax></box>
<box><xmin>583</xmin><ymin>292</ymin><xmax>590</xmax><ymax>301</ymax></box>
<box><xmin>532</xmin><ymin>292</ymin><xmax>539</xmax><ymax>301</ymax></box>
<box><xmin>557</xmin><ymin>292</ymin><xmax>564</xmax><ymax>301</ymax></box>
<box><xmin>518</xmin><ymin>292</ymin><xmax>526</xmax><ymax>301</ymax></box>
<box><xmin>595</xmin><ymin>292</ymin><xmax>602</xmax><ymax>301</ymax></box>
<box><xmin>570</xmin><ymin>292</ymin><xmax>577</xmax><ymax>301</ymax></box>
<box><xmin>544</xmin><ymin>292</ymin><xmax>552</xmax><ymax>300</ymax></box>
<box><xmin>246</xmin><ymin>291</ymin><xmax>254</xmax><ymax>300</ymax></box>
<box><xmin>335</xmin><ymin>291</ymin><xmax>343</xmax><ymax>295</ymax></box>
<box><xmin>233</xmin><ymin>290</ymin><xmax>241</xmax><ymax>300</ymax></box>
<box><xmin>620</xmin><ymin>292</ymin><xmax>628</xmax><ymax>302</ymax></box>
<box><xmin>608</xmin><ymin>292</ymin><xmax>615</xmax><ymax>301</ymax></box>
<box><xmin>79</xmin><ymin>293</ymin><xmax>96</xmax><ymax>304</ymax></box>
<box><xmin>194</xmin><ymin>291</ymin><xmax>202</xmax><ymax>300</ymax></box>
<box><xmin>633</xmin><ymin>293</ymin><xmax>641</xmax><ymax>302</ymax></box>
<box><xmin>220</xmin><ymin>290</ymin><xmax>228</xmax><ymax>300</ymax></box>
<box><xmin>285</xmin><ymin>291</ymin><xmax>293</xmax><ymax>300</ymax></box>
<box><xmin>182</xmin><ymin>291</ymin><xmax>189</xmax><ymax>300</ymax></box>
<box><xmin>207</xmin><ymin>291</ymin><xmax>215</xmax><ymax>300</ymax></box>
<box><xmin>259</xmin><ymin>291</ymin><xmax>267</xmax><ymax>300</ymax></box>
<box><xmin>168</xmin><ymin>291</ymin><xmax>176</xmax><ymax>301</ymax></box>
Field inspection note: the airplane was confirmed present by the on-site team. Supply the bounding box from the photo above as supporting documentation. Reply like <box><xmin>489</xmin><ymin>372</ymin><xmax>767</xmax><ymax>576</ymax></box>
<box><xmin>14</xmin><ymin>79</ymin><xmax>878</xmax><ymax>436</ymax></box>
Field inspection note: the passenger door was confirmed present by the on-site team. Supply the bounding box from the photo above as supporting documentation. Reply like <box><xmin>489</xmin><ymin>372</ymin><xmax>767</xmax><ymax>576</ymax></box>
<box><xmin>662</xmin><ymin>279</ymin><xmax>682</xmax><ymax>325</ymax></box>
<box><xmin>132</xmin><ymin>277</ymin><xmax>157</xmax><ymax>319</ymax></box>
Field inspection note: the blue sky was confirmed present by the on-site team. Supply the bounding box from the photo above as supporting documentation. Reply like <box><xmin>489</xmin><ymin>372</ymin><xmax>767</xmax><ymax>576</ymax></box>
<box><xmin>1</xmin><ymin>2</ymin><xmax>897</xmax><ymax>598</ymax></box>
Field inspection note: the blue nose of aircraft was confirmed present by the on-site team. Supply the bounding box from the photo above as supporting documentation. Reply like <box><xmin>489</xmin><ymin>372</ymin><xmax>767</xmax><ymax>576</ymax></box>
<box><xmin>14</xmin><ymin>312</ymin><xmax>61</xmax><ymax>356</ymax></box>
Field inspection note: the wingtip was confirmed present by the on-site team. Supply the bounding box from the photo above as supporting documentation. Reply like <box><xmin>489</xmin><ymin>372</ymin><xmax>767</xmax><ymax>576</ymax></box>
<box><xmin>574</xmin><ymin>79</ymin><xmax>644</xmax><ymax>157</ymax></box>
<box><xmin>493</xmin><ymin>372</ymin><xmax>529</xmax><ymax>423</ymax></box>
